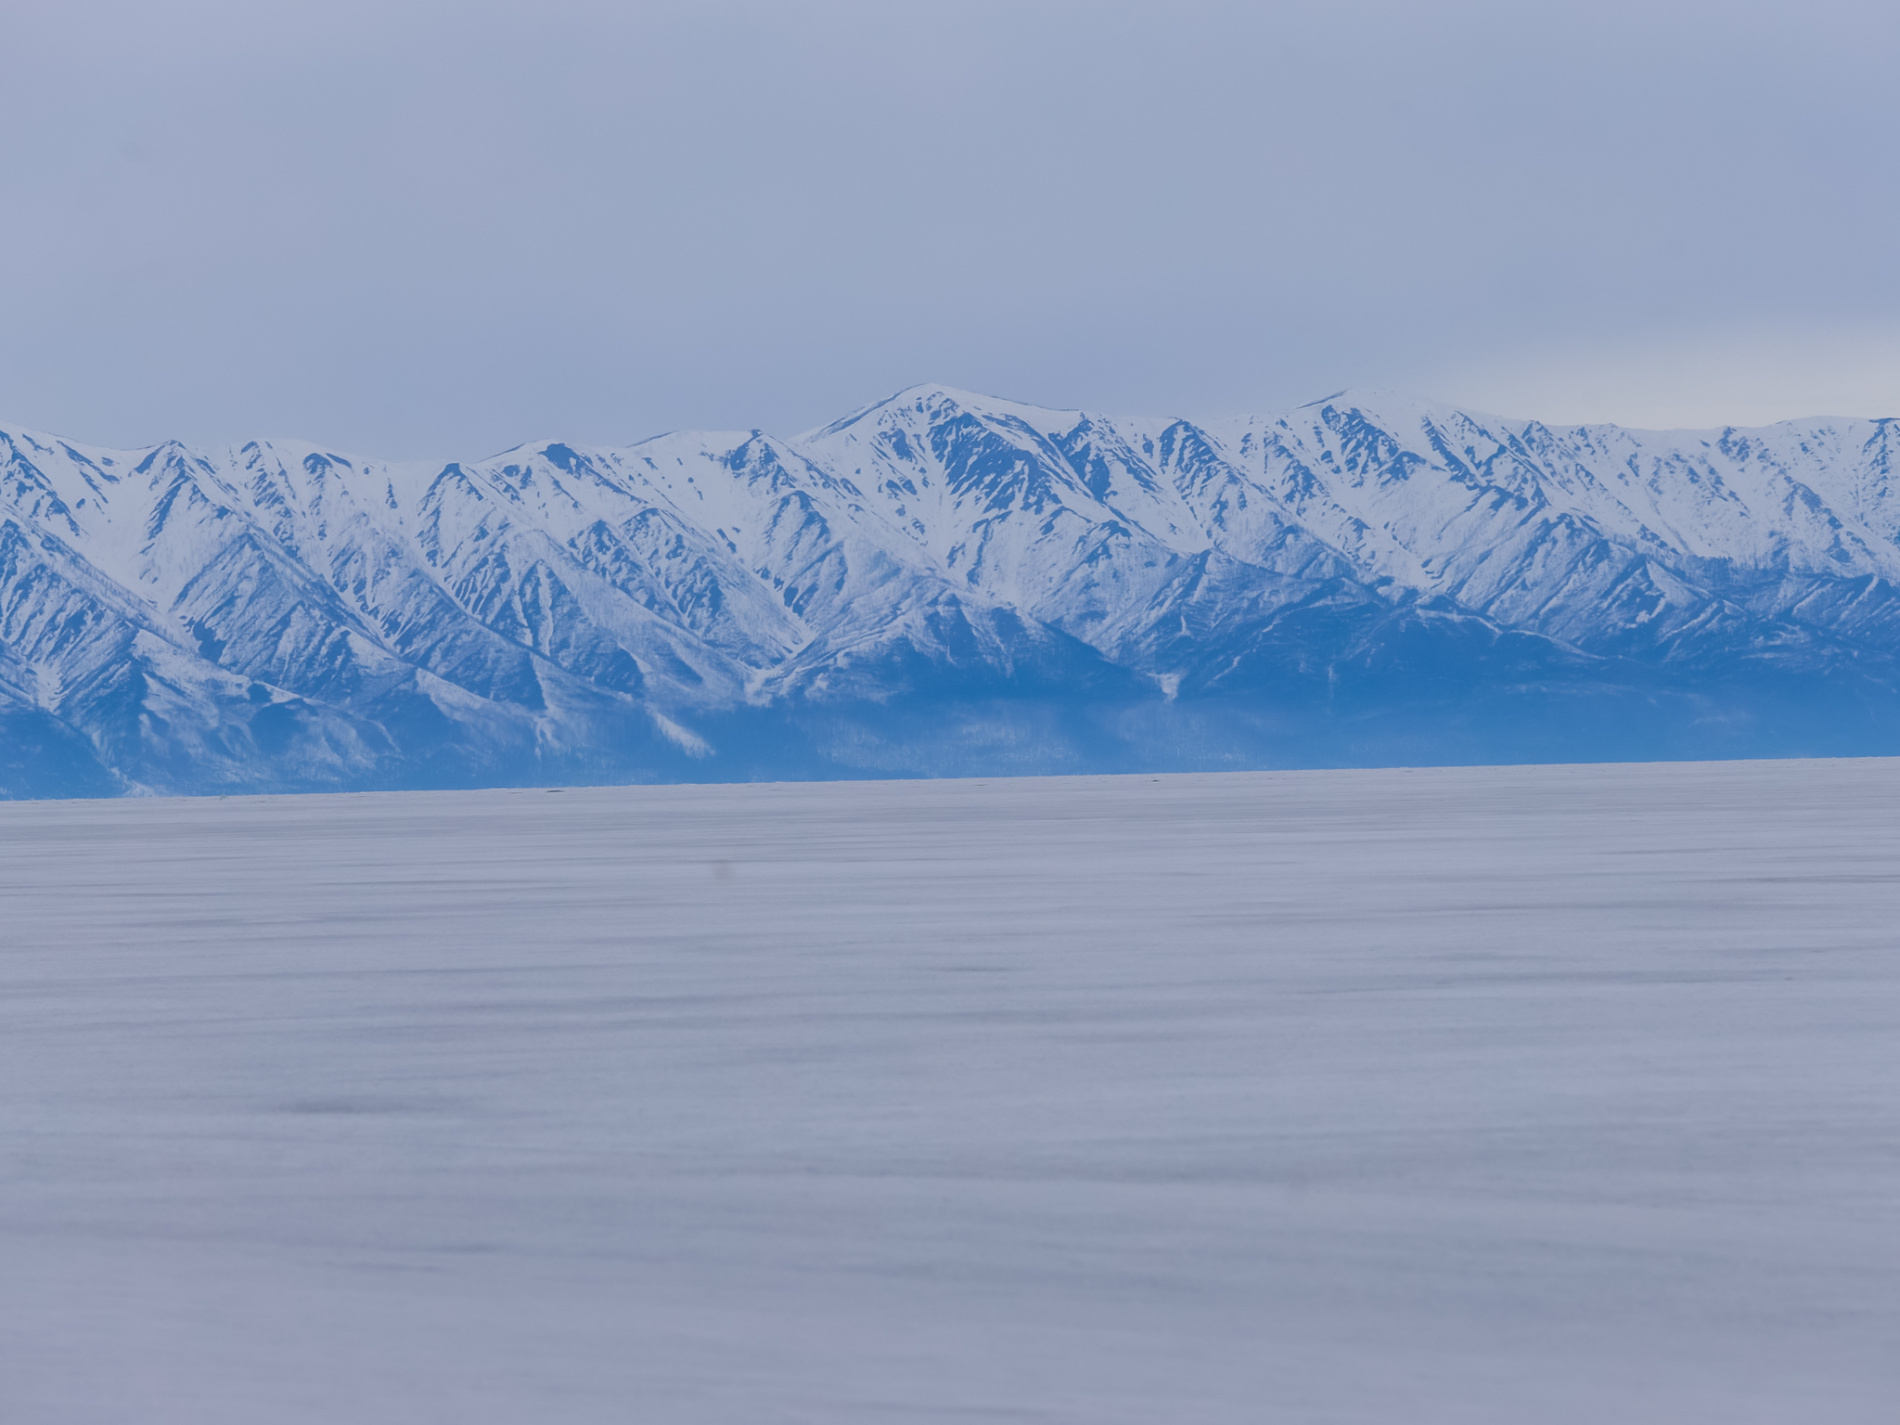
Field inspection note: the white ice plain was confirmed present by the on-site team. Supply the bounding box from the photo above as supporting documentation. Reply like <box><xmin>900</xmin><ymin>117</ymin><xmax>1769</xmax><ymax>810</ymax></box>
<box><xmin>2</xmin><ymin>761</ymin><xmax>1896</xmax><ymax>1423</ymax></box>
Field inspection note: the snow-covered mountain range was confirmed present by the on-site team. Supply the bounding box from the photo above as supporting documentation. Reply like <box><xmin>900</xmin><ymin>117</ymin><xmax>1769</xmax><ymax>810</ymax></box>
<box><xmin>6</xmin><ymin>384</ymin><xmax>1900</xmax><ymax>796</ymax></box>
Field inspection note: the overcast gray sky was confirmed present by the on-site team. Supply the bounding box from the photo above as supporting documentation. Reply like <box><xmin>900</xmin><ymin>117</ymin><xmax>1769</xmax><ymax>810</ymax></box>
<box><xmin>3</xmin><ymin>0</ymin><xmax>1897</xmax><ymax>455</ymax></box>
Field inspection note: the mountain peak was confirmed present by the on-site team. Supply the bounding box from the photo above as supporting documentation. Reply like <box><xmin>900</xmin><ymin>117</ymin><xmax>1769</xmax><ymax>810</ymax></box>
<box><xmin>9</xmin><ymin>386</ymin><xmax>1900</xmax><ymax>797</ymax></box>
<box><xmin>802</xmin><ymin>383</ymin><xmax>1089</xmax><ymax>441</ymax></box>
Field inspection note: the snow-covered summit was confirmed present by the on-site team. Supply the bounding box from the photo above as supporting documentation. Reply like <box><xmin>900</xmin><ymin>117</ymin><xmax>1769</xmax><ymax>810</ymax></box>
<box><xmin>5</xmin><ymin>387</ymin><xmax>1900</xmax><ymax>795</ymax></box>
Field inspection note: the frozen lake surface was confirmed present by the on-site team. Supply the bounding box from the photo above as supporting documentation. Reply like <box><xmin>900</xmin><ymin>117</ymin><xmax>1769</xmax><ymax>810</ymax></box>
<box><xmin>3</xmin><ymin>761</ymin><xmax>1897</xmax><ymax>1422</ymax></box>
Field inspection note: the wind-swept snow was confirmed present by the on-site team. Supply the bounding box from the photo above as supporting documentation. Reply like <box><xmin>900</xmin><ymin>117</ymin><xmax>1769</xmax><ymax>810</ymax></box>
<box><xmin>2</xmin><ymin>760</ymin><xmax>1896</xmax><ymax>1422</ymax></box>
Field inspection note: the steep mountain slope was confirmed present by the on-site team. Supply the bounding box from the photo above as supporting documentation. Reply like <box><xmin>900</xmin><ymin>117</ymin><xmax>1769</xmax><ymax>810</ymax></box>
<box><xmin>5</xmin><ymin>387</ymin><xmax>1900</xmax><ymax>796</ymax></box>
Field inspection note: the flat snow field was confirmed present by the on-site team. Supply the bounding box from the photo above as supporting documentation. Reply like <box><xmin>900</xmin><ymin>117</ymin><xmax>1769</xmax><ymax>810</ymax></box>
<box><xmin>2</xmin><ymin>762</ymin><xmax>1897</xmax><ymax>1424</ymax></box>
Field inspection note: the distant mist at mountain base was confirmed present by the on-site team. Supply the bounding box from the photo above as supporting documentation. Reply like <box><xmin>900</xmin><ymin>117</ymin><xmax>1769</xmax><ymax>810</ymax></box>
<box><xmin>5</xmin><ymin>385</ymin><xmax>1900</xmax><ymax>797</ymax></box>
